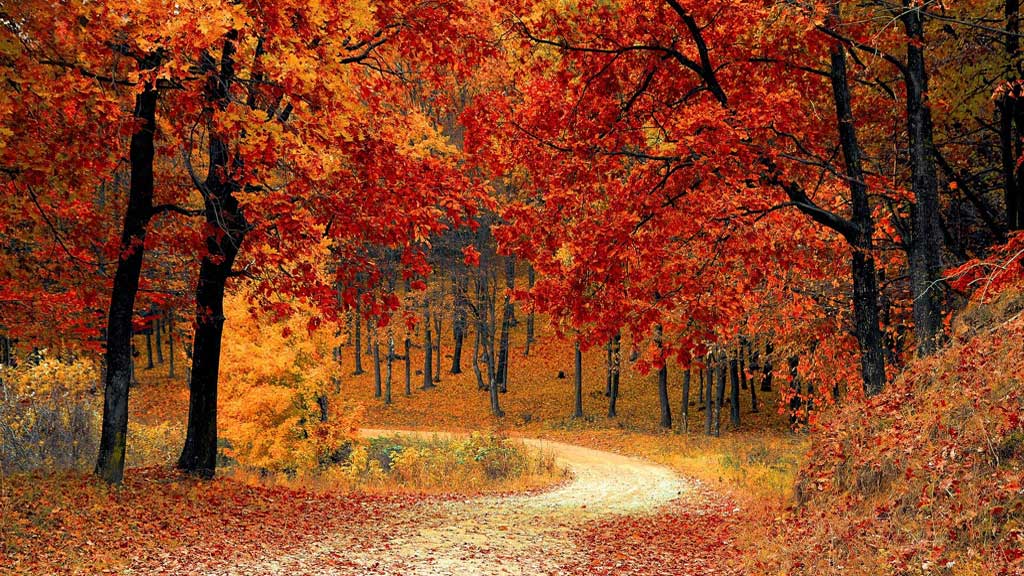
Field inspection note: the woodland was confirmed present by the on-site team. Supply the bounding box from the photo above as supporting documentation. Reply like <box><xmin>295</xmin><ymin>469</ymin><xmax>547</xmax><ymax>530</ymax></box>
<box><xmin>0</xmin><ymin>0</ymin><xmax>1023</xmax><ymax>574</ymax></box>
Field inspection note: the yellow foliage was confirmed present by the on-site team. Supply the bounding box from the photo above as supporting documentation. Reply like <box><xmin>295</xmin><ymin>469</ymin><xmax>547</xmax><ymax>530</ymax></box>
<box><xmin>218</xmin><ymin>292</ymin><xmax>362</xmax><ymax>473</ymax></box>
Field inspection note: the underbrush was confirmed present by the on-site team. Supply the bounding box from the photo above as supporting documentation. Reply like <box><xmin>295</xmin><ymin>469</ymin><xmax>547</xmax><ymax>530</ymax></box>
<box><xmin>754</xmin><ymin>290</ymin><xmax>1024</xmax><ymax>575</ymax></box>
<box><xmin>232</xmin><ymin>432</ymin><xmax>566</xmax><ymax>495</ymax></box>
<box><xmin>543</xmin><ymin>427</ymin><xmax>806</xmax><ymax>503</ymax></box>
<box><xmin>0</xmin><ymin>357</ymin><xmax>99</xmax><ymax>474</ymax></box>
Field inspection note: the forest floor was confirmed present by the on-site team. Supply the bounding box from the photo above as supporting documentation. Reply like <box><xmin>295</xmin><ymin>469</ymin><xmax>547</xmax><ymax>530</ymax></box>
<box><xmin>200</xmin><ymin>431</ymin><xmax>739</xmax><ymax>576</ymax></box>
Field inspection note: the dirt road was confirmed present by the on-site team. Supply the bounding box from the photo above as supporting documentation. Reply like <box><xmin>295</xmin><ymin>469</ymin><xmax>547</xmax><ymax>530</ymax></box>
<box><xmin>212</xmin><ymin>430</ymin><xmax>689</xmax><ymax>575</ymax></box>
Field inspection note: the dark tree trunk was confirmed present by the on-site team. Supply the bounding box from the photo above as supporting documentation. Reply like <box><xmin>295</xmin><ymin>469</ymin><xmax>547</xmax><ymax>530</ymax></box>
<box><xmin>372</xmin><ymin>326</ymin><xmax>382</xmax><ymax>399</ymax></box>
<box><xmin>473</xmin><ymin>325</ymin><xmax>486</xmax><ymax>391</ymax></box>
<box><xmin>167</xmin><ymin>310</ymin><xmax>176</xmax><ymax>378</ymax></box>
<box><xmin>384</xmin><ymin>333</ymin><xmax>393</xmax><ymax>405</ymax></box>
<box><xmin>432</xmin><ymin>311</ymin><xmax>442</xmax><ymax>383</ymax></box>
<box><xmin>680</xmin><ymin>368</ymin><xmax>691</xmax><ymax>433</ymax></box>
<box><xmin>178</xmin><ymin>36</ymin><xmax>248</xmax><ymax>479</ymax></box>
<box><xmin>422</xmin><ymin>305</ymin><xmax>434</xmax><ymax>390</ymax></box>
<box><xmin>352</xmin><ymin>305</ymin><xmax>365</xmax><ymax>375</ymax></box>
<box><xmin>481</xmin><ymin>317</ymin><xmax>503</xmax><ymax>417</ymax></box>
<box><xmin>829</xmin><ymin>39</ymin><xmax>888</xmax><ymax>395</ymax></box>
<box><xmin>698</xmin><ymin>364</ymin><xmax>705</xmax><ymax>406</ymax></box>
<box><xmin>704</xmin><ymin>357</ymin><xmax>715</xmax><ymax>436</ymax></box>
<box><xmin>749</xmin><ymin>364</ymin><xmax>759</xmax><ymax>414</ymax></box>
<box><xmin>604</xmin><ymin>340</ymin><xmax>613</xmax><ymax>397</ymax></box>
<box><xmin>524</xmin><ymin>265</ymin><xmax>536</xmax><ymax>356</ymax></box>
<box><xmin>451</xmin><ymin>276</ymin><xmax>467</xmax><ymax>374</ymax></box>
<box><xmin>607</xmin><ymin>332</ymin><xmax>620</xmax><ymax>418</ymax></box>
<box><xmin>655</xmin><ymin>326</ymin><xmax>671</xmax><ymax>429</ymax></box>
<box><xmin>713</xmin><ymin>357</ymin><xmax>726</xmax><ymax>437</ymax></box>
<box><xmin>495</xmin><ymin>256</ymin><xmax>514</xmax><ymax>393</ymax></box>
<box><xmin>902</xmin><ymin>6</ymin><xmax>946</xmax><ymax>355</ymax></box>
<box><xmin>145</xmin><ymin>330</ymin><xmax>154</xmax><ymax>369</ymax></box>
<box><xmin>760</xmin><ymin>342</ymin><xmax>773</xmax><ymax>392</ymax></box>
<box><xmin>155</xmin><ymin>317</ymin><xmax>164</xmax><ymax>364</ymax></box>
<box><xmin>1000</xmin><ymin>0</ymin><xmax>1024</xmax><ymax>231</ymax></box>
<box><xmin>739</xmin><ymin>349</ymin><xmax>747</xmax><ymax>390</ymax></box>
<box><xmin>404</xmin><ymin>336</ymin><xmax>412</xmax><ymax>396</ymax></box>
<box><xmin>573</xmin><ymin>339</ymin><xmax>584</xmax><ymax>419</ymax></box>
<box><xmin>729</xmin><ymin>356</ymin><xmax>740</xmax><ymax>428</ymax></box>
<box><xmin>95</xmin><ymin>75</ymin><xmax>159</xmax><ymax>485</ymax></box>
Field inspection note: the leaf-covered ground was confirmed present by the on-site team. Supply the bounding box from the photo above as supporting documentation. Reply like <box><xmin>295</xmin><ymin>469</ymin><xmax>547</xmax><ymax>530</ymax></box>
<box><xmin>1</xmin><ymin>436</ymin><xmax>744</xmax><ymax>575</ymax></box>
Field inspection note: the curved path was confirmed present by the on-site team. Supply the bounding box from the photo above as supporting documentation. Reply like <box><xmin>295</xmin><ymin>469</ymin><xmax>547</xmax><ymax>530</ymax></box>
<box><xmin>216</xmin><ymin>429</ymin><xmax>690</xmax><ymax>576</ymax></box>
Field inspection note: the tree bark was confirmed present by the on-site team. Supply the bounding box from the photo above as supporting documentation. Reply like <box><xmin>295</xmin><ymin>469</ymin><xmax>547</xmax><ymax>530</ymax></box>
<box><xmin>95</xmin><ymin>72</ymin><xmax>159</xmax><ymax>485</ymax></box>
<box><xmin>902</xmin><ymin>5</ymin><xmax>946</xmax><ymax>355</ymax></box>
<box><xmin>422</xmin><ymin>304</ymin><xmax>434</xmax><ymax>390</ymax></box>
<box><xmin>760</xmin><ymin>342</ymin><xmax>773</xmax><ymax>392</ymax></box>
<box><xmin>432</xmin><ymin>310</ymin><xmax>442</xmax><ymax>383</ymax></box>
<box><xmin>495</xmin><ymin>256</ymin><xmax>514</xmax><ymax>393</ymax></box>
<box><xmin>167</xmin><ymin>310</ymin><xmax>175</xmax><ymax>378</ymax></box>
<box><xmin>451</xmin><ymin>276</ymin><xmax>467</xmax><ymax>374</ymax></box>
<box><xmin>155</xmin><ymin>316</ymin><xmax>163</xmax><ymax>365</ymax></box>
<box><xmin>145</xmin><ymin>329</ymin><xmax>154</xmax><ymax>369</ymax></box>
<box><xmin>607</xmin><ymin>331</ymin><xmax>621</xmax><ymax>418</ymax></box>
<box><xmin>680</xmin><ymin>368</ymin><xmax>691</xmax><ymax>434</ymax></box>
<box><xmin>524</xmin><ymin>265</ymin><xmax>536</xmax><ymax>356</ymax></box>
<box><xmin>352</xmin><ymin>304</ymin><xmax>365</xmax><ymax>375</ymax></box>
<box><xmin>178</xmin><ymin>36</ymin><xmax>248</xmax><ymax>479</ymax></box>
<box><xmin>372</xmin><ymin>325</ymin><xmax>382</xmax><ymax>398</ymax></box>
<box><xmin>384</xmin><ymin>332</ymin><xmax>393</xmax><ymax>405</ymax></box>
<box><xmin>713</xmin><ymin>356</ymin><xmax>726</xmax><ymax>437</ymax></box>
<box><xmin>573</xmin><ymin>339</ymin><xmax>583</xmax><ymax>419</ymax></box>
<box><xmin>404</xmin><ymin>336</ymin><xmax>412</xmax><ymax>396</ymax></box>
<box><xmin>655</xmin><ymin>325</ymin><xmax>671</xmax><ymax>429</ymax></box>
<box><xmin>729</xmin><ymin>356</ymin><xmax>740</xmax><ymax>428</ymax></box>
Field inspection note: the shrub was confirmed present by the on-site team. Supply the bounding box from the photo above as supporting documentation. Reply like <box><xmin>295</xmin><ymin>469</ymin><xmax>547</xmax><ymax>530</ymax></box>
<box><xmin>0</xmin><ymin>355</ymin><xmax>100</xmax><ymax>473</ymax></box>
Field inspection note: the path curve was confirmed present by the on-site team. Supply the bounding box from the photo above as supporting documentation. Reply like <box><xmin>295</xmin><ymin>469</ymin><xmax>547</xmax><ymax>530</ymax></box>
<box><xmin>215</xmin><ymin>429</ymin><xmax>690</xmax><ymax>576</ymax></box>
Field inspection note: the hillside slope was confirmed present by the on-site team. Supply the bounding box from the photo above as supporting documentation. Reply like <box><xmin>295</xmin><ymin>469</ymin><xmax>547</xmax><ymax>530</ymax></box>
<box><xmin>758</xmin><ymin>291</ymin><xmax>1024</xmax><ymax>575</ymax></box>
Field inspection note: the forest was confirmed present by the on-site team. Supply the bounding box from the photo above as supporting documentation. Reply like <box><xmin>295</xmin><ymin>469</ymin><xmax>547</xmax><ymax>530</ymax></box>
<box><xmin>0</xmin><ymin>0</ymin><xmax>1022</xmax><ymax>574</ymax></box>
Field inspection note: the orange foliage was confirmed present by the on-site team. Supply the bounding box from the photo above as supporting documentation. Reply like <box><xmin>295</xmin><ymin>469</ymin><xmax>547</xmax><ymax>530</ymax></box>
<box><xmin>754</xmin><ymin>289</ymin><xmax>1024</xmax><ymax>575</ymax></box>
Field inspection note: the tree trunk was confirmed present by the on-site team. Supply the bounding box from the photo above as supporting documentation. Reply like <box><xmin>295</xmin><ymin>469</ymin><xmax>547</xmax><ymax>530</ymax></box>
<box><xmin>372</xmin><ymin>325</ymin><xmax>382</xmax><ymax>398</ymax></box>
<box><xmin>451</xmin><ymin>277</ymin><xmax>466</xmax><ymax>374</ymax></box>
<box><xmin>655</xmin><ymin>325</ymin><xmax>671</xmax><ymax>429</ymax></box>
<box><xmin>902</xmin><ymin>6</ymin><xmax>946</xmax><ymax>355</ymax></box>
<box><xmin>481</xmin><ymin>317</ymin><xmax>503</xmax><ymax>418</ymax></box>
<box><xmin>1000</xmin><ymin>0</ymin><xmax>1024</xmax><ymax>231</ymax></box>
<box><xmin>178</xmin><ymin>35</ymin><xmax>247</xmax><ymax>479</ymax></box>
<box><xmin>352</xmin><ymin>305</ymin><xmax>365</xmax><ymax>375</ymax></box>
<box><xmin>729</xmin><ymin>356</ymin><xmax>740</xmax><ymax>428</ymax></box>
<box><xmin>167</xmin><ymin>310</ymin><xmax>176</xmax><ymax>378</ymax></box>
<box><xmin>713</xmin><ymin>359</ymin><xmax>726</xmax><ymax>437</ymax></box>
<box><xmin>760</xmin><ymin>342</ymin><xmax>773</xmax><ymax>392</ymax></box>
<box><xmin>573</xmin><ymin>339</ymin><xmax>584</xmax><ymax>419</ymax></box>
<box><xmin>607</xmin><ymin>332</ymin><xmax>620</xmax><ymax>418</ymax></box>
<box><xmin>524</xmin><ymin>265</ymin><xmax>536</xmax><ymax>356</ymax></box>
<box><xmin>472</xmin><ymin>325</ymin><xmax>486</xmax><ymax>391</ymax></box>
<box><xmin>384</xmin><ymin>332</ymin><xmax>393</xmax><ymax>405</ymax></box>
<box><xmin>95</xmin><ymin>75</ymin><xmax>159</xmax><ymax>485</ymax></box>
<box><xmin>704</xmin><ymin>356</ymin><xmax>715</xmax><ymax>436</ymax></box>
<box><xmin>750</xmin><ymin>364</ymin><xmax>759</xmax><ymax>414</ymax></box>
<box><xmin>422</xmin><ymin>304</ymin><xmax>434</xmax><ymax>390</ymax></box>
<box><xmin>155</xmin><ymin>317</ymin><xmax>163</xmax><ymax>364</ymax></box>
<box><xmin>604</xmin><ymin>340</ymin><xmax>613</xmax><ymax>397</ymax></box>
<box><xmin>495</xmin><ymin>256</ymin><xmax>514</xmax><ymax>393</ymax></box>
<box><xmin>829</xmin><ymin>39</ymin><xmax>888</xmax><ymax>395</ymax></box>
<box><xmin>404</xmin><ymin>336</ymin><xmax>412</xmax><ymax>396</ymax></box>
<box><xmin>680</xmin><ymin>368</ymin><xmax>690</xmax><ymax>434</ymax></box>
<box><xmin>432</xmin><ymin>311</ymin><xmax>442</xmax><ymax>383</ymax></box>
<box><xmin>145</xmin><ymin>329</ymin><xmax>154</xmax><ymax>369</ymax></box>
